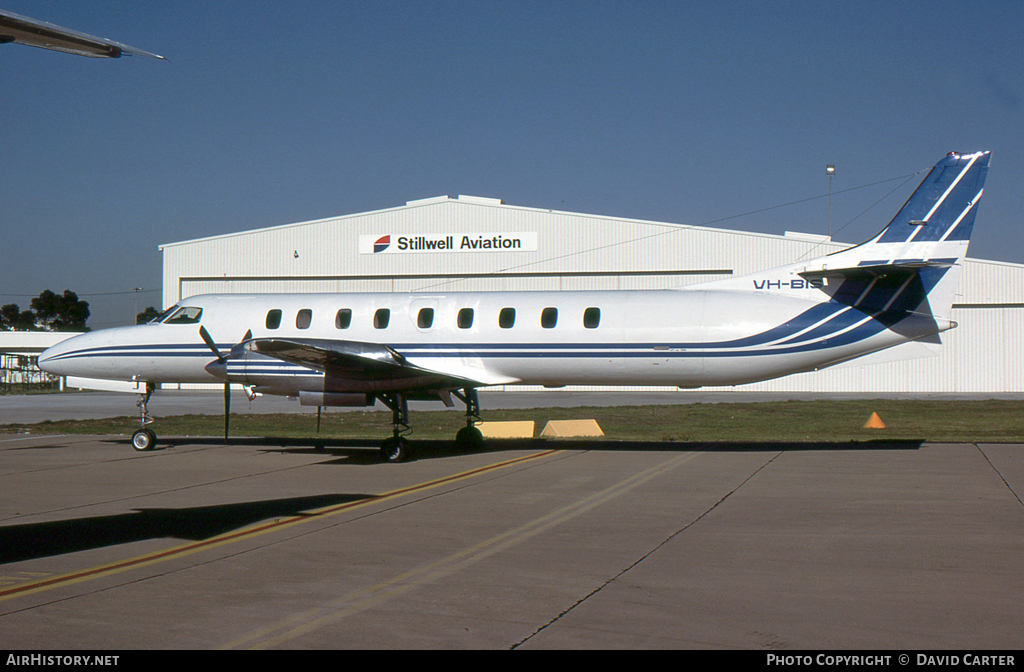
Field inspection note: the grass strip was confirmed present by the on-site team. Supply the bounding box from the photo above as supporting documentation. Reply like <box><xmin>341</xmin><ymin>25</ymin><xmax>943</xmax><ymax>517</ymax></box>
<box><xmin>4</xmin><ymin>400</ymin><xmax>1024</xmax><ymax>443</ymax></box>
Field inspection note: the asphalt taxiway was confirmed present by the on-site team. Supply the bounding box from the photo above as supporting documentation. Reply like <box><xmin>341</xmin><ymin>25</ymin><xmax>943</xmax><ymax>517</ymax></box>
<box><xmin>1</xmin><ymin>432</ymin><xmax>1021</xmax><ymax>649</ymax></box>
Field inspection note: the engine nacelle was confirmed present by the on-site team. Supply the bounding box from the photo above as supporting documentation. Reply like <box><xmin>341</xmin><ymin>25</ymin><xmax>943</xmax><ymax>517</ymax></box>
<box><xmin>298</xmin><ymin>391</ymin><xmax>375</xmax><ymax>407</ymax></box>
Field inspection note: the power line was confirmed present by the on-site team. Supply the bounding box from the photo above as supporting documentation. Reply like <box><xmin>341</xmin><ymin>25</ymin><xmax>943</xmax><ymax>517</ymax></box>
<box><xmin>414</xmin><ymin>168</ymin><xmax>927</xmax><ymax>292</ymax></box>
<box><xmin>794</xmin><ymin>170</ymin><xmax>924</xmax><ymax>262</ymax></box>
<box><xmin>0</xmin><ymin>288</ymin><xmax>161</xmax><ymax>299</ymax></box>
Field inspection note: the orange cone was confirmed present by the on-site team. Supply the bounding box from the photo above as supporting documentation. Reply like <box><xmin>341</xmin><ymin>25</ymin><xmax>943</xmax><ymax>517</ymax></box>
<box><xmin>864</xmin><ymin>412</ymin><xmax>886</xmax><ymax>429</ymax></box>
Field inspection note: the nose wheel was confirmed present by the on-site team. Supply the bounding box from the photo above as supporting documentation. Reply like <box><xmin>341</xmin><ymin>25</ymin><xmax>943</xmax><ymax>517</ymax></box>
<box><xmin>132</xmin><ymin>428</ymin><xmax>157</xmax><ymax>451</ymax></box>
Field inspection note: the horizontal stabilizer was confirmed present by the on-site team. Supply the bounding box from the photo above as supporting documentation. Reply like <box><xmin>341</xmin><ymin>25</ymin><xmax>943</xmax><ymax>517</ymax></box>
<box><xmin>798</xmin><ymin>258</ymin><xmax>958</xmax><ymax>281</ymax></box>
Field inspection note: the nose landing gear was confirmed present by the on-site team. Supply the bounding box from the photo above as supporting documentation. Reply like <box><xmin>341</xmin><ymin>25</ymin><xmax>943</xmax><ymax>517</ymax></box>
<box><xmin>131</xmin><ymin>382</ymin><xmax>158</xmax><ymax>451</ymax></box>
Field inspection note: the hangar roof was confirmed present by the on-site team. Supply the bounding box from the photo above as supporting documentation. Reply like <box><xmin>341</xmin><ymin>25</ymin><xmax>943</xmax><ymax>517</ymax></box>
<box><xmin>159</xmin><ymin>194</ymin><xmax>833</xmax><ymax>250</ymax></box>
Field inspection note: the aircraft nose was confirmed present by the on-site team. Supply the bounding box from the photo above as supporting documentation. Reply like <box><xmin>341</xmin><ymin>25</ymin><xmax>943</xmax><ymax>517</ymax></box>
<box><xmin>35</xmin><ymin>328</ymin><xmax>132</xmax><ymax>380</ymax></box>
<box><xmin>37</xmin><ymin>336</ymin><xmax>77</xmax><ymax>375</ymax></box>
<box><xmin>37</xmin><ymin>348</ymin><xmax>56</xmax><ymax>373</ymax></box>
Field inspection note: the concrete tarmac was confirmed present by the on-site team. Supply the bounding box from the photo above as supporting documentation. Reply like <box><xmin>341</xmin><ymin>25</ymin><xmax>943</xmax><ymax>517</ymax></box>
<box><xmin>1</xmin><ymin>433</ymin><xmax>1021</xmax><ymax>649</ymax></box>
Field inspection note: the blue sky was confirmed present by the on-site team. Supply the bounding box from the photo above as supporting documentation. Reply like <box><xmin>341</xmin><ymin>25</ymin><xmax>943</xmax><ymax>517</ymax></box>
<box><xmin>2</xmin><ymin>1</ymin><xmax>1022</xmax><ymax>328</ymax></box>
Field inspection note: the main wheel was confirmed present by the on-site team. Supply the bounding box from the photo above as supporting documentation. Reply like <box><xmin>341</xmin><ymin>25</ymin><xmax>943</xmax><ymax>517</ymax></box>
<box><xmin>132</xmin><ymin>429</ymin><xmax>156</xmax><ymax>451</ymax></box>
<box><xmin>380</xmin><ymin>437</ymin><xmax>411</xmax><ymax>463</ymax></box>
<box><xmin>455</xmin><ymin>426</ymin><xmax>485</xmax><ymax>452</ymax></box>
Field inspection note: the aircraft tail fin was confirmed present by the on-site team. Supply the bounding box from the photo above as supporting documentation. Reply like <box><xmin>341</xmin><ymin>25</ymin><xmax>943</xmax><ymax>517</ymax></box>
<box><xmin>843</xmin><ymin>150</ymin><xmax>989</xmax><ymax>255</ymax></box>
<box><xmin>802</xmin><ymin>151</ymin><xmax>989</xmax><ymax>321</ymax></box>
<box><xmin>695</xmin><ymin>152</ymin><xmax>991</xmax><ymax>332</ymax></box>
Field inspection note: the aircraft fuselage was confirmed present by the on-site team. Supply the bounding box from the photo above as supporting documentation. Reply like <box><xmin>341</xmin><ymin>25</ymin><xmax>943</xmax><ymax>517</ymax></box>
<box><xmin>38</xmin><ymin>287</ymin><xmax>944</xmax><ymax>395</ymax></box>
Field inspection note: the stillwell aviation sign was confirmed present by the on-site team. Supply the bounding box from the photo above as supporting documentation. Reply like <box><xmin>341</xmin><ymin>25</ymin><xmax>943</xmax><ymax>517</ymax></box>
<box><xmin>359</xmin><ymin>232</ymin><xmax>538</xmax><ymax>254</ymax></box>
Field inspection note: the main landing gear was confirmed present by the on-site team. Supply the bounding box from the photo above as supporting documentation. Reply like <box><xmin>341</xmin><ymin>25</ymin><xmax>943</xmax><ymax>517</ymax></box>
<box><xmin>453</xmin><ymin>388</ymin><xmax>484</xmax><ymax>452</ymax></box>
<box><xmin>131</xmin><ymin>382</ymin><xmax>158</xmax><ymax>451</ymax></box>
<box><xmin>125</xmin><ymin>382</ymin><xmax>486</xmax><ymax>461</ymax></box>
<box><xmin>374</xmin><ymin>388</ymin><xmax>485</xmax><ymax>463</ymax></box>
<box><xmin>377</xmin><ymin>392</ymin><xmax>412</xmax><ymax>463</ymax></box>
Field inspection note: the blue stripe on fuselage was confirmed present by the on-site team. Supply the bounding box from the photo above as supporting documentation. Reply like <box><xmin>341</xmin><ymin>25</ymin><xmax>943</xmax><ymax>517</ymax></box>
<box><xmin>45</xmin><ymin>300</ymin><xmax>908</xmax><ymax>365</ymax></box>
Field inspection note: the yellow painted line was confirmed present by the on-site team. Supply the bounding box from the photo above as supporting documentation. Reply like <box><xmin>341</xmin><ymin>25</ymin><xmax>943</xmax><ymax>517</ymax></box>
<box><xmin>224</xmin><ymin>451</ymin><xmax>701</xmax><ymax>650</ymax></box>
<box><xmin>0</xmin><ymin>572</ymin><xmax>52</xmax><ymax>588</ymax></box>
<box><xmin>0</xmin><ymin>449</ymin><xmax>560</xmax><ymax>604</ymax></box>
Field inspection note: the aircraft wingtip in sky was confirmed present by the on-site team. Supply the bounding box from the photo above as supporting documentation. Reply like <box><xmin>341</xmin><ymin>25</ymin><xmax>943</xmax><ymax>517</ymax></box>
<box><xmin>0</xmin><ymin>9</ymin><xmax>165</xmax><ymax>59</ymax></box>
<box><xmin>39</xmin><ymin>151</ymin><xmax>991</xmax><ymax>462</ymax></box>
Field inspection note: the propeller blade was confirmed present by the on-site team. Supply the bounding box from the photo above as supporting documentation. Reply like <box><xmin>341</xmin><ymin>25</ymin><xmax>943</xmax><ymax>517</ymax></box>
<box><xmin>199</xmin><ymin>325</ymin><xmax>224</xmax><ymax>362</ymax></box>
<box><xmin>222</xmin><ymin>330</ymin><xmax>251</xmax><ymax>440</ymax></box>
<box><xmin>224</xmin><ymin>382</ymin><xmax>231</xmax><ymax>442</ymax></box>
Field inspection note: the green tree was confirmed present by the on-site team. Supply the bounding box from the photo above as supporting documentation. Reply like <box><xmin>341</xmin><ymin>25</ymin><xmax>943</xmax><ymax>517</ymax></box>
<box><xmin>0</xmin><ymin>303</ymin><xmax>37</xmax><ymax>330</ymax></box>
<box><xmin>136</xmin><ymin>306</ymin><xmax>160</xmax><ymax>324</ymax></box>
<box><xmin>29</xmin><ymin>290</ymin><xmax>90</xmax><ymax>331</ymax></box>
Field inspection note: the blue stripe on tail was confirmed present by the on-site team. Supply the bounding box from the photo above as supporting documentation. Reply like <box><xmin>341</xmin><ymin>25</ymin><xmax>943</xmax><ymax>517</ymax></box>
<box><xmin>877</xmin><ymin>152</ymin><xmax>989</xmax><ymax>244</ymax></box>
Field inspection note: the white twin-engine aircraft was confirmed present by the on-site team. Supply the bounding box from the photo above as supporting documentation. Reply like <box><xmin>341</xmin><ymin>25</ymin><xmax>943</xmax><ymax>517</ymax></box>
<box><xmin>39</xmin><ymin>151</ymin><xmax>990</xmax><ymax>461</ymax></box>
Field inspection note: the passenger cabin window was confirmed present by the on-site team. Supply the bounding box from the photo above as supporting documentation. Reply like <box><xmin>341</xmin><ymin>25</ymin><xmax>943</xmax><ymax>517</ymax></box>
<box><xmin>417</xmin><ymin>308</ymin><xmax>434</xmax><ymax>329</ymax></box>
<box><xmin>499</xmin><ymin>307</ymin><xmax>516</xmax><ymax>329</ymax></box>
<box><xmin>457</xmin><ymin>308</ymin><xmax>474</xmax><ymax>329</ymax></box>
<box><xmin>374</xmin><ymin>308</ymin><xmax>390</xmax><ymax>329</ymax></box>
<box><xmin>335</xmin><ymin>309</ymin><xmax>352</xmax><ymax>329</ymax></box>
<box><xmin>296</xmin><ymin>309</ymin><xmax>312</xmax><ymax>329</ymax></box>
<box><xmin>163</xmin><ymin>307</ymin><xmax>203</xmax><ymax>324</ymax></box>
<box><xmin>266</xmin><ymin>309</ymin><xmax>282</xmax><ymax>330</ymax></box>
<box><xmin>541</xmin><ymin>307</ymin><xmax>558</xmax><ymax>329</ymax></box>
<box><xmin>583</xmin><ymin>307</ymin><xmax>601</xmax><ymax>329</ymax></box>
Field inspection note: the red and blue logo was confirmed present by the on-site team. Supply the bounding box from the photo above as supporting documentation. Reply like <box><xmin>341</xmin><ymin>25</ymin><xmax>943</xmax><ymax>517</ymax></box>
<box><xmin>373</xmin><ymin>235</ymin><xmax>391</xmax><ymax>253</ymax></box>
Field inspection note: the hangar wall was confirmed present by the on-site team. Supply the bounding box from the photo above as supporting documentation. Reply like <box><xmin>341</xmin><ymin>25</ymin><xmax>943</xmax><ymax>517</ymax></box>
<box><xmin>160</xmin><ymin>195</ymin><xmax>1024</xmax><ymax>394</ymax></box>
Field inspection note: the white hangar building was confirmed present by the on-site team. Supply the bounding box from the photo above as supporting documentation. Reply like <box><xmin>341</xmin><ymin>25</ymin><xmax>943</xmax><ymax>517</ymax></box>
<box><xmin>159</xmin><ymin>194</ymin><xmax>1024</xmax><ymax>394</ymax></box>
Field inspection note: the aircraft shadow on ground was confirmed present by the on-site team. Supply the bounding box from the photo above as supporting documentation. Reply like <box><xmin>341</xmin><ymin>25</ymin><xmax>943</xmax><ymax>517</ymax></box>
<box><xmin>140</xmin><ymin>436</ymin><xmax>927</xmax><ymax>462</ymax></box>
<box><xmin>0</xmin><ymin>493</ymin><xmax>370</xmax><ymax>565</ymax></box>
<box><xmin>3</xmin><ymin>438</ymin><xmax>926</xmax><ymax>564</ymax></box>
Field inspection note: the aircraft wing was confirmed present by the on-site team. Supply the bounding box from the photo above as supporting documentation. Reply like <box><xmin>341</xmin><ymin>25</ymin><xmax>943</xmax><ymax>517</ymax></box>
<box><xmin>245</xmin><ymin>338</ymin><xmax>512</xmax><ymax>388</ymax></box>
<box><xmin>0</xmin><ymin>9</ymin><xmax>165</xmax><ymax>59</ymax></box>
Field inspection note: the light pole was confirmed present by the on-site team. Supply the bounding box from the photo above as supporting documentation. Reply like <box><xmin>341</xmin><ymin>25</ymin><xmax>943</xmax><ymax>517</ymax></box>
<box><xmin>826</xmin><ymin>164</ymin><xmax>835</xmax><ymax>240</ymax></box>
<box><xmin>133</xmin><ymin>288</ymin><xmax>143</xmax><ymax>324</ymax></box>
